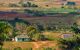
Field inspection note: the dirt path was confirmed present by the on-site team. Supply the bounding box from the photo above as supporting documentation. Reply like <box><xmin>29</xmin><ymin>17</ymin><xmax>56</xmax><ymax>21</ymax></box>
<box><xmin>32</xmin><ymin>41</ymin><xmax>59</xmax><ymax>50</ymax></box>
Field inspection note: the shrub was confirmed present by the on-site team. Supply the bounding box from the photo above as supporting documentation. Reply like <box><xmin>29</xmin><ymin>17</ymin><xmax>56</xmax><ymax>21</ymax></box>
<box><xmin>14</xmin><ymin>47</ymin><xmax>22</xmax><ymax>50</ymax></box>
<box><xmin>43</xmin><ymin>47</ymin><xmax>53</xmax><ymax>50</ymax></box>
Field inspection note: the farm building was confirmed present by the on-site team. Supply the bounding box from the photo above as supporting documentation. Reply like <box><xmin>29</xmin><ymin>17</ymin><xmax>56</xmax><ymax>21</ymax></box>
<box><xmin>61</xmin><ymin>33</ymin><xmax>74</xmax><ymax>39</ymax></box>
<box><xmin>14</xmin><ymin>34</ymin><xmax>31</xmax><ymax>42</ymax></box>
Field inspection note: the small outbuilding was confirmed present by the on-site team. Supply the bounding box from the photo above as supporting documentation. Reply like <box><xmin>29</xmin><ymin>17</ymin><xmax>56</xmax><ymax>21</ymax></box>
<box><xmin>61</xmin><ymin>33</ymin><xmax>74</xmax><ymax>39</ymax></box>
<box><xmin>15</xmin><ymin>34</ymin><xmax>30</xmax><ymax>42</ymax></box>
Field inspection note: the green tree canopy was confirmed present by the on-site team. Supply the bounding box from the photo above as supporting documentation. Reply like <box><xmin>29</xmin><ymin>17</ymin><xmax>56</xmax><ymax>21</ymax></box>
<box><xmin>0</xmin><ymin>21</ymin><xmax>13</xmax><ymax>48</ymax></box>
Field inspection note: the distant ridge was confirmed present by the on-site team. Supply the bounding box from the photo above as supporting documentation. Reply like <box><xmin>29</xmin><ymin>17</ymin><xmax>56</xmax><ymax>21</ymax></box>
<box><xmin>0</xmin><ymin>0</ymin><xmax>80</xmax><ymax>8</ymax></box>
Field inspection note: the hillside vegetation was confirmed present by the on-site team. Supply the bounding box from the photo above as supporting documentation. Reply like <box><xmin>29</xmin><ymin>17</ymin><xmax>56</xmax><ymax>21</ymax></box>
<box><xmin>0</xmin><ymin>16</ymin><xmax>80</xmax><ymax>50</ymax></box>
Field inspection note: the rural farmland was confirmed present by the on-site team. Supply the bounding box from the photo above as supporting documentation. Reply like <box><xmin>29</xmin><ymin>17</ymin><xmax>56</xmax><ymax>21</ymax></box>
<box><xmin>0</xmin><ymin>0</ymin><xmax>80</xmax><ymax>50</ymax></box>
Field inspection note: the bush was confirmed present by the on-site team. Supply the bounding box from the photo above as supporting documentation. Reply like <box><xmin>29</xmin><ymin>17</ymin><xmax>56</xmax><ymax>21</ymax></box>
<box><xmin>22</xmin><ymin>2</ymin><xmax>38</xmax><ymax>7</ymax></box>
<box><xmin>43</xmin><ymin>47</ymin><xmax>53</xmax><ymax>50</ymax></box>
<box><xmin>14</xmin><ymin>47</ymin><xmax>22</xmax><ymax>50</ymax></box>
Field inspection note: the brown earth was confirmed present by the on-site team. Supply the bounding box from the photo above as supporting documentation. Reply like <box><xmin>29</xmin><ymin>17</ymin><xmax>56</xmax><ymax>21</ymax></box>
<box><xmin>3</xmin><ymin>41</ymin><xmax>61</xmax><ymax>50</ymax></box>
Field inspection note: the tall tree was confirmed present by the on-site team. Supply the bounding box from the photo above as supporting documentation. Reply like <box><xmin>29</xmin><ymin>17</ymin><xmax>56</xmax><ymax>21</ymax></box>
<box><xmin>0</xmin><ymin>21</ymin><xmax>13</xmax><ymax>49</ymax></box>
<box><xmin>26</xmin><ymin>26</ymin><xmax>38</xmax><ymax>38</ymax></box>
<box><xmin>71</xmin><ymin>23</ymin><xmax>80</xmax><ymax>33</ymax></box>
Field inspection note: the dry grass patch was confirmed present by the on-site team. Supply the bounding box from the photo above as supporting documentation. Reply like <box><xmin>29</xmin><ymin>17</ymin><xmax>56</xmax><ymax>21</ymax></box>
<box><xmin>2</xmin><ymin>41</ymin><xmax>61</xmax><ymax>50</ymax></box>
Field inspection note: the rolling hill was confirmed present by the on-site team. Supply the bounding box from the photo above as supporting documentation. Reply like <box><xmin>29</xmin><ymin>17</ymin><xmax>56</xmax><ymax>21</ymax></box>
<box><xmin>0</xmin><ymin>0</ymin><xmax>80</xmax><ymax>8</ymax></box>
